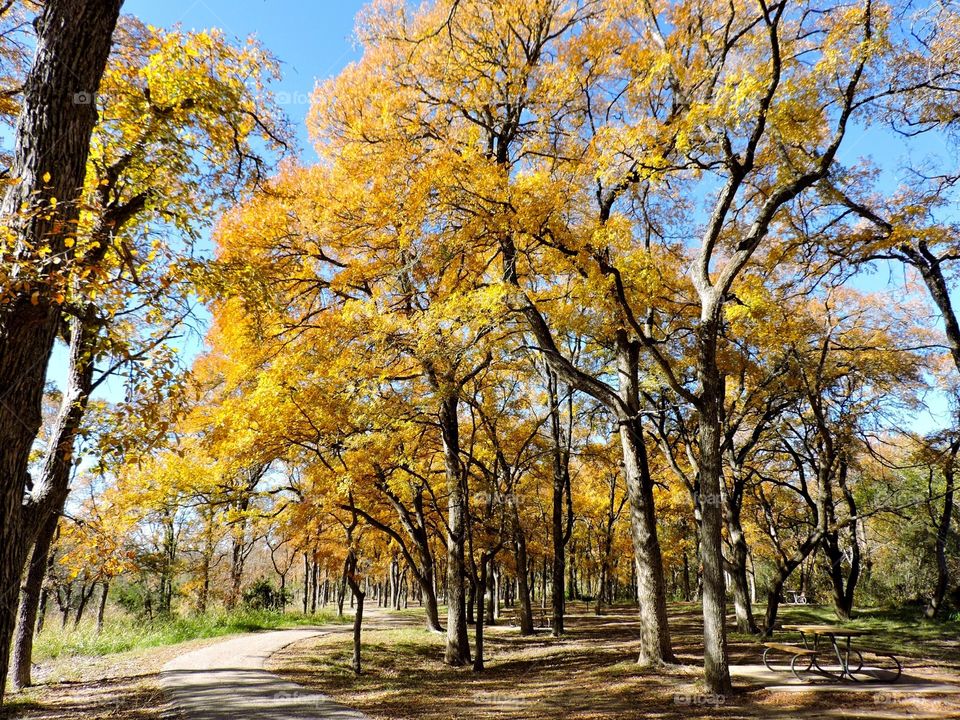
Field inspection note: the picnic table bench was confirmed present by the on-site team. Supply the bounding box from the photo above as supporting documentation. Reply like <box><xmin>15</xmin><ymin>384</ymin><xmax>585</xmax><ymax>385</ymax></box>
<box><xmin>762</xmin><ymin>623</ymin><xmax>902</xmax><ymax>682</ymax></box>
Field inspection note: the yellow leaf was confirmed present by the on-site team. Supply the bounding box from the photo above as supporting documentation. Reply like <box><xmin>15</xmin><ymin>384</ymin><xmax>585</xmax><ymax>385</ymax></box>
<box><xmin>64</xmin><ymin>237</ymin><xmax>75</xmax><ymax>248</ymax></box>
<box><xmin>42</xmin><ymin>172</ymin><xmax>51</xmax><ymax>183</ymax></box>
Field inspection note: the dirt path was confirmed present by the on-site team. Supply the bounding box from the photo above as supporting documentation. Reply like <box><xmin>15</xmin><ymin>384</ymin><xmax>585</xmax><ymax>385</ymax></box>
<box><xmin>160</xmin><ymin>626</ymin><xmax>369</xmax><ymax>720</ymax></box>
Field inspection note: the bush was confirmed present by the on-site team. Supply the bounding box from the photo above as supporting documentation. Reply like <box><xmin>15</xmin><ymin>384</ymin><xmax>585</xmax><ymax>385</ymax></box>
<box><xmin>242</xmin><ymin>578</ymin><xmax>290</xmax><ymax>610</ymax></box>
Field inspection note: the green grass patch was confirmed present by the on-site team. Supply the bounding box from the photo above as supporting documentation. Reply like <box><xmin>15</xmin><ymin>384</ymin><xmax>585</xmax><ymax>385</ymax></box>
<box><xmin>33</xmin><ymin>608</ymin><xmax>347</xmax><ymax>661</ymax></box>
<box><xmin>772</xmin><ymin>603</ymin><xmax>960</xmax><ymax>658</ymax></box>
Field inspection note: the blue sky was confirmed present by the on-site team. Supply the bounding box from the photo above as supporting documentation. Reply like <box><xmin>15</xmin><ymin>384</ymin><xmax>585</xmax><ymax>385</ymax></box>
<box><xmin>124</xmin><ymin>0</ymin><xmax>368</xmax><ymax>158</ymax></box>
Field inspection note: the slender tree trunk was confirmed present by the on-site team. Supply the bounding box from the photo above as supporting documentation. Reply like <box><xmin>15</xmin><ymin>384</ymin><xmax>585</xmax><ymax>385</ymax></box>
<box><xmin>438</xmin><ymin>392</ymin><xmax>471</xmax><ymax>664</ymax></box>
<box><xmin>513</xmin><ymin>525</ymin><xmax>534</xmax><ymax>634</ymax></box>
<box><xmin>96</xmin><ymin>581</ymin><xmax>109</xmax><ymax>633</ymax></box>
<box><xmin>473</xmin><ymin>552</ymin><xmax>491</xmax><ymax>672</ymax></box>
<box><xmin>727</xmin><ymin>517</ymin><xmax>759</xmax><ymax>635</ymax></box>
<box><xmin>928</xmin><ymin>440</ymin><xmax>959</xmax><ymax>618</ymax></box>
<box><xmin>485</xmin><ymin>563</ymin><xmax>496</xmax><ymax>625</ymax></box>
<box><xmin>35</xmin><ymin>581</ymin><xmax>49</xmax><ymax>636</ymax></box>
<box><xmin>547</xmin><ymin>369</ymin><xmax>572</xmax><ymax>636</ymax></box>
<box><xmin>58</xmin><ymin>585</ymin><xmax>72</xmax><ymax>629</ymax></box>
<box><xmin>302</xmin><ymin>553</ymin><xmax>309</xmax><ymax>614</ymax></box>
<box><xmin>344</xmin><ymin>551</ymin><xmax>364</xmax><ymax>674</ymax></box>
<box><xmin>420</xmin><ymin>561</ymin><xmax>442</xmax><ymax>632</ymax></box>
<box><xmin>12</xmin><ymin>512</ymin><xmax>58</xmax><ymax>689</ymax></box>
<box><xmin>74</xmin><ymin>582</ymin><xmax>96</xmax><ymax>627</ymax></box>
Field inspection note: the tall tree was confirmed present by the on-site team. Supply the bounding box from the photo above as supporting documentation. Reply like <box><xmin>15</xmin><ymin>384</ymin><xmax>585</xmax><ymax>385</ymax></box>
<box><xmin>0</xmin><ymin>0</ymin><xmax>122</xmax><ymax>701</ymax></box>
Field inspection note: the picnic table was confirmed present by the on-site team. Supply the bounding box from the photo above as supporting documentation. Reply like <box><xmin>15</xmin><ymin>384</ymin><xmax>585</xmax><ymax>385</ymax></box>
<box><xmin>762</xmin><ymin>623</ymin><xmax>902</xmax><ymax>682</ymax></box>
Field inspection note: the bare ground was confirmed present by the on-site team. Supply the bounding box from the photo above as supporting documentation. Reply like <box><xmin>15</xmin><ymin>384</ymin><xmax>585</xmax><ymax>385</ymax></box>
<box><xmin>5</xmin><ymin>602</ymin><xmax>960</xmax><ymax>720</ymax></box>
<box><xmin>269</xmin><ymin>602</ymin><xmax>960</xmax><ymax>720</ymax></box>
<box><xmin>0</xmin><ymin>637</ymin><xmax>226</xmax><ymax>720</ymax></box>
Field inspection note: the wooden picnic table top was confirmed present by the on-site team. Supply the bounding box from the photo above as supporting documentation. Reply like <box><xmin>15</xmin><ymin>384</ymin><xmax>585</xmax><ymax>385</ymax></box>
<box><xmin>781</xmin><ymin>624</ymin><xmax>868</xmax><ymax>637</ymax></box>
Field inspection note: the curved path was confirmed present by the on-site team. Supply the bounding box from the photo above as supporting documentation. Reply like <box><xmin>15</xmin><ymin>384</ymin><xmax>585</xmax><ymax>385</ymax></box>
<box><xmin>160</xmin><ymin>627</ymin><xmax>369</xmax><ymax>720</ymax></box>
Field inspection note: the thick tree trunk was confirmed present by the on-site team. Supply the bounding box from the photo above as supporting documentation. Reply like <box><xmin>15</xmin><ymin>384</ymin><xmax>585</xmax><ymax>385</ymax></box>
<box><xmin>620</xmin><ymin>421</ymin><xmax>675</xmax><ymax>665</ymax></box>
<box><xmin>0</xmin><ymin>0</ymin><xmax>122</xmax><ymax>702</ymax></box>
<box><xmin>763</xmin><ymin>581</ymin><xmax>783</xmax><ymax>638</ymax></box>
<box><xmin>696</xmin><ymin>324</ymin><xmax>732</xmax><ymax>695</ymax></box>
<box><xmin>616</xmin><ymin>336</ymin><xmax>674</xmax><ymax>665</ymax></box>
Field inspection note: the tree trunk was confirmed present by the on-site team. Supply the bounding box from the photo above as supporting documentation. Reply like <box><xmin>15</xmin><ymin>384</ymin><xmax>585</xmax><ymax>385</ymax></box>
<box><xmin>302</xmin><ymin>553</ymin><xmax>309</xmax><ymax>614</ymax></box>
<box><xmin>344</xmin><ymin>551</ymin><xmax>364</xmax><ymax>674</ymax></box>
<box><xmin>513</xmin><ymin>524</ymin><xmax>534</xmax><ymax>634</ymax></box>
<box><xmin>96</xmin><ymin>581</ymin><xmax>109</xmax><ymax>633</ymax></box>
<box><xmin>74</xmin><ymin>582</ymin><xmax>96</xmax><ymax>627</ymax></box>
<box><xmin>616</xmin><ymin>335</ymin><xmax>674</xmax><ymax>665</ymax></box>
<box><xmin>763</xmin><ymin>581</ymin><xmax>784</xmax><ymax>638</ymax></box>
<box><xmin>438</xmin><ymin>392</ymin><xmax>471</xmax><ymax>664</ymax></box>
<box><xmin>485</xmin><ymin>563</ymin><xmax>496</xmax><ymax>625</ymax></box>
<box><xmin>727</xmin><ymin>517</ymin><xmax>759</xmax><ymax>635</ymax></box>
<box><xmin>696</xmin><ymin>323</ymin><xmax>732</xmax><ymax>694</ymax></box>
<box><xmin>928</xmin><ymin>440</ymin><xmax>959</xmax><ymax>618</ymax></box>
<box><xmin>547</xmin><ymin>369</ymin><xmax>572</xmax><ymax>636</ymax></box>
<box><xmin>0</xmin><ymin>0</ymin><xmax>122</xmax><ymax>702</ymax></box>
<box><xmin>12</xmin><ymin>511</ymin><xmax>59</xmax><ymax>689</ymax></box>
<box><xmin>473</xmin><ymin>552</ymin><xmax>491</xmax><ymax>672</ymax></box>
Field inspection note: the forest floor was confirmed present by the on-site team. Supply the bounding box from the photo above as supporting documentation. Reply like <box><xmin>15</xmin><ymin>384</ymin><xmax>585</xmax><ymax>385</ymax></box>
<box><xmin>3</xmin><ymin>601</ymin><xmax>960</xmax><ymax>719</ymax></box>
<box><xmin>271</xmin><ymin>601</ymin><xmax>960</xmax><ymax>720</ymax></box>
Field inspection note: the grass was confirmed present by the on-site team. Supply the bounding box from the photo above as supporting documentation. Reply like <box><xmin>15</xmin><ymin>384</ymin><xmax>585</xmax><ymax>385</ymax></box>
<box><xmin>33</xmin><ymin>607</ymin><xmax>346</xmax><ymax>661</ymax></box>
<box><xmin>772</xmin><ymin>603</ymin><xmax>960</xmax><ymax>659</ymax></box>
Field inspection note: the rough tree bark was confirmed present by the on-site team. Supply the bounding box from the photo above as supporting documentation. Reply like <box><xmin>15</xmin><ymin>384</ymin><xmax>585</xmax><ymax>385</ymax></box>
<box><xmin>11</xmin><ymin>511</ymin><xmax>58</xmax><ymax>689</ymax></box>
<box><xmin>438</xmin><ymin>392</ymin><xmax>471</xmax><ymax>664</ymax></box>
<box><xmin>928</xmin><ymin>439</ymin><xmax>959</xmax><ymax>618</ymax></box>
<box><xmin>0</xmin><ymin>0</ymin><xmax>122</xmax><ymax>701</ymax></box>
<box><xmin>616</xmin><ymin>334</ymin><xmax>675</xmax><ymax>664</ymax></box>
<box><xmin>12</xmin><ymin>313</ymin><xmax>97</xmax><ymax>687</ymax></box>
<box><xmin>546</xmin><ymin>369</ymin><xmax>573</xmax><ymax>636</ymax></box>
<box><xmin>344</xmin><ymin>548</ymin><xmax>364</xmax><ymax>674</ymax></box>
<box><xmin>510</xmin><ymin>497</ymin><xmax>534</xmax><ymax>635</ymax></box>
<box><xmin>695</xmin><ymin>320</ymin><xmax>732</xmax><ymax>694</ymax></box>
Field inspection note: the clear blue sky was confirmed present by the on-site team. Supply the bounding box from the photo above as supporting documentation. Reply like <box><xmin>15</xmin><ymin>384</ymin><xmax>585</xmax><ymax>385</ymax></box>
<box><xmin>124</xmin><ymin>0</ymin><xmax>368</xmax><ymax>159</ymax></box>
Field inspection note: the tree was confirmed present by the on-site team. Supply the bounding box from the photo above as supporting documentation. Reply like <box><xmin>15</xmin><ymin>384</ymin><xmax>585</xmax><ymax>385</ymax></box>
<box><xmin>0</xmin><ymin>0</ymin><xmax>122</xmax><ymax>701</ymax></box>
<box><xmin>9</xmin><ymin>18</ymin><xmax>286</xmax><ymax>687</ymax></box>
